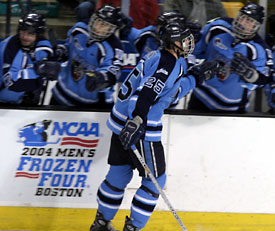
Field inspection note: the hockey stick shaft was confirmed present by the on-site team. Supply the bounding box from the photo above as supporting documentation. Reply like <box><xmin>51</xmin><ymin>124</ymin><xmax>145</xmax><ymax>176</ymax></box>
<box><xmin>131</xmin><ymin>145</ymin><xmax>188</xmax><ymax>231</ymax></box>
<box><xmin>39</xmin><ymin>28</ymin><xmax>57</xmax><ymax>105</ymax></box>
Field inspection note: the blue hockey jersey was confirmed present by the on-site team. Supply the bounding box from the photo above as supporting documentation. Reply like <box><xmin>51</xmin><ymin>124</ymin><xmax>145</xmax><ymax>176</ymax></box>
<box><xmin>126</xmin><ymin>25</ymin><xmax>159</xmax><ymax>58</ymax></box>
<box><xmin>192</xmin><ymin>17</ymin><xmax>273</xmax><ymax>111</ymax></box>
<box><xmin>0</xmin><ymin>34</ymin><xmax>53</xmax><ymax>104</ymax></box>
<box><xmin>119</xmin><ymin>25</ymin><xmax>159</xmax><ymax>83</ymax></box>
<box><xmin>51</xmin><ymin>22</ymin><xmax>124</xmax><ymax>106</ymax></box>
<box><xmin>107</xmin><ymin>49</ymin><xmax>196</xmax><ymax>142</ymax></box>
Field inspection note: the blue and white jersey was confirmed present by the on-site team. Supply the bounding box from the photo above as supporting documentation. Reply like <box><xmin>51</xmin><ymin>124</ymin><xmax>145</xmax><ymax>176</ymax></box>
<box><xmin>52</xmin><ymin>22</ymin><xmax>124</xmax><ymax>106</ymax></box>
<box><xmin>192</xmin><ymin>17</ymin><xmax>273</xmax><ymax>111</ymax></box>
<box><xmin>119</xmin><ymin>25</ymin><xmax>159</xmax><ymax>84</ymax></box>
<box><xmin>124</xmin><ymin>25</ymin><xmax>159</xmax><ymax>58</ymax></box>
<box><xmin>107</xmin><ymin>49</ymin><xmax>196</xmax><ymax>142</ymax></box>
<box><xmin>0</xmin><ymin>34</ymin><xmax>53</xmax><ymax>104</ymax></box>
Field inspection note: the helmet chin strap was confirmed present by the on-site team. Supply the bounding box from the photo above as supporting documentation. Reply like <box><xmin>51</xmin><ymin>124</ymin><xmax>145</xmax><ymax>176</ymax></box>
<box><xmin>173</xmin><ymin>43</ymin><xmax>185</xmax><ymax>58</ymax></box>
<box><xmin>21</xmin><ymin>45</ymin><xmax>32</xmax><ymax>52</ymax></box>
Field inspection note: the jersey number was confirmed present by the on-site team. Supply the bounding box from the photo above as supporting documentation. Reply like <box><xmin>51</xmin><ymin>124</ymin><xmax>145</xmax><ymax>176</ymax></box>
<box><xmin>144</xmin><ymin>77</ymin><xmax>165</xmax><ymax>94</ymax></box>
<box><xmin>118</xmin><ymin>68</ymin><xmax>140</xmax><ymax>101</ymax></box>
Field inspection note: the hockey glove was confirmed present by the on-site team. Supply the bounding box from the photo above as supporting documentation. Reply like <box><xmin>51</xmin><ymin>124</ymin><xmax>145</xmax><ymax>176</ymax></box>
<box><xmin>85</xmin><ymin>71</ymin><xmax>110</xmax><ymax>92</ymax></box>
<box><xmin>34</xmin><ymin>60</ymin><xmax>61</xmax><ymax>81</ymax></box>
<box><xmin>55</xmin><ymin>44</ymin><xmax>68</xmax><ymax>62</ymax></box>
<box><xmin>216</xmin><ymin>60</ymin><xmax>231</xmax><ymax>81</ymax></box>
<box><xmin>120</xmin><ymin>14</ymin><xmax>133</xmax><ymax>39</ymax></box>
<box><xmin>188</xmin><ymin>60</ymin><xmax>220</xmax><ymax>85</ymax></box>
<box><xmin>231</xmin><ymin>52</ymin><xmax>259</xmax><ymax>83</ymax></box>
<box><xmin>186</xmin><ymin>21</ymin><xmax>201</xmax><ymax>42</ymax></box>
<box><xmin>72</xmin><ymin>60</ymin><xmax>85</xmax><ymax>81</ymax></box>
<box><xmin>119</xmin><ymin>116</ymin><xmax>146</xmax><ymax>150</ymax></box>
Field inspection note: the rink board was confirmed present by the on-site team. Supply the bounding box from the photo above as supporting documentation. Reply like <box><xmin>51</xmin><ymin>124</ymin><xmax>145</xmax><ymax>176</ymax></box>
<box><xmin>1</xmin><ymin>108</ymin><xmax>275</xmax><ymax>230</ymax></box>
<box><xmin>1</xmin><ymin>206</ymin><xmax>275</xmax><ymax>231</ymax></box>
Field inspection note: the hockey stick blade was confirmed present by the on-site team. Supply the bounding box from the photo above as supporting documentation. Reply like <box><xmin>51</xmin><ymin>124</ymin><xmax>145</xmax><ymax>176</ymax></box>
<box><xmin>131</xmin><ymin>145</ymin><xmax>188</xmax><ymax>231</ymax></box>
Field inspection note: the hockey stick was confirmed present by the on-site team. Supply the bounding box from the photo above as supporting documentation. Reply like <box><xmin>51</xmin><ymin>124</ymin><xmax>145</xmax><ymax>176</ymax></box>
<box><xmin>39</xmin><ymin>28</ymin><xmax>57</xmax><ymax>105</ymax></box>
<box><xmin>131</xmin><ymin>144</ymin><xmax>188</xmax><ymax>231</ymax></box>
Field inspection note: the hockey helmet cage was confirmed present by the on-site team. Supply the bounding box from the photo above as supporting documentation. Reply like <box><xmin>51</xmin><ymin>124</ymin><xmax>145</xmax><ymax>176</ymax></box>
<box><xmin>159</xmin><ymin>22</ymin><xmax>194</xmax><ymax>58</ymax></box>
<box><xmin>233</xmin><ymin>2</ymin><xmax>264</xmax><ymax>40</ymax></box>
<box><xmin>88</xmin><ymin>4</ymin><xmax>123</xmax><ymax>41</ymax></box>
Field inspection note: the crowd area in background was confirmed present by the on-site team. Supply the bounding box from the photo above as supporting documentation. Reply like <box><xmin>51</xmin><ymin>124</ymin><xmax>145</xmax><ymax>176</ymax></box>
<box><xmin>1</xmin><ymin>0</ymin><xmax>275</xmax><ymax>114</ymax></box>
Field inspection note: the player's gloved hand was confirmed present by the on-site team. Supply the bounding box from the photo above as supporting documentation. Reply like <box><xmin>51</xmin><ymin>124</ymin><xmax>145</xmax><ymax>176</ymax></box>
<box><xmin>34</xmin><ymin>60</ymin><xmax>61</xmax><ymax>80</ymax></box>
<box><xmin>85</xmin><ymin>71</ymin><xmax>109</xmax><ymax>92</ymax></box>
<box><xmin>72</xmin><ymin>60</ymin><xmax>85</xmax><ymax>80</ymax></box>
<box><xmin>119</xmin><ymin>116</ymin><xmax>146</xmax><ymax>150</ymax></box>
<box><xmin>216</xmin><ymin>60</ymin><xmax>231</xmax><ymax>81</ymax></box>
<box><xmin>186</xmin><ymin>21</ymin><xmax>201</xmax><ymax>42</ymax></box>
<box><xmin>188</xmin><ymin>60</ymin><xmax>220</xmax><ymax>85</ymax></box>
<box><xmin>231</xmin><ymin>52</ymin><xmax>259</xmax><ymax>83</ymax></box>
<box><xmin>120</xmin><ymin>13</ymin><xmax>133</xmax><ymax>39</ymax></box>
<box><xmin>55</xmin><ymin>44</ymin><xmax>68</xmax><ymax>62</ymax></box>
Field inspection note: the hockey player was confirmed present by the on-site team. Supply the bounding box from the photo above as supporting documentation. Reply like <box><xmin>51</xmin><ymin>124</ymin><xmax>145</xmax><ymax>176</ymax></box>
<box><xmin>89</xmin><ymin>21</ymin><xmax>219</xmax><ymax>231</ymax></box>
<box><xmin>50</xmin><ymin>4</ymin><xmax>124</xmax><ymax>109</ymax></box>
<box><xmin>188</xmin><ymin>2</ymin><xmax>274</xmax><ymax>112</ymax></box>
<box><xmin>0</xmin><ymin>12</ymin><xmax>60</xmax><ymax>105</ymax></box>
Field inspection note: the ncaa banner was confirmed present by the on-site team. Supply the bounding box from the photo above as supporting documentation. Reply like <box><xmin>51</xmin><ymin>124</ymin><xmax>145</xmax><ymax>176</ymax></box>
<box><xmin>0</xmin><ymin>109</ymin><xmax>112</xmax><ymax>208</ymax></box>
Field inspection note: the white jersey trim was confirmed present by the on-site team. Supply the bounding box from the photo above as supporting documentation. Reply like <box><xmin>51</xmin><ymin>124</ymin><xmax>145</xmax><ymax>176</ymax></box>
<box><xmin>205</xmin><ymin>25</ymin><xmax>234</xmax><ymax>44</ymax></box>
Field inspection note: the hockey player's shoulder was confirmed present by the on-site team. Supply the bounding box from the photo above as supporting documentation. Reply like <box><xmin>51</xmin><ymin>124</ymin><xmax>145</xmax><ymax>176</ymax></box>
<box><xmin>73</xmin><ymin>22</ymin><xmax>88</xmax><ymax>29</ymax></box>
<box><xmin>35</xmin><ymin>38</ymin><xmax>53</xmax><ymax>50</ymax></box>
<box><xmin>206</xmin><ymin>17</ymin><xmax>233</xmax><ymax>27</ymax></box>
<box><xmin>139</xmin><ymin>25</ymin><xmax>158</xmax><ymax>37</ymax></box>
<box><xmin>155</xmin><ymin>49</ymin><xmax>177</xmax><ymax>74</ymax></box>
<box><xmin>251</xmin><ymin>34</ymin><xmax>270</xmax><ymax>49</ymax></box>
<box><xmin>3</xmin><ymin>34</ymin><xmax>21</xmax><ymax>54</ymax></box>
<box><xmin>2</xmin><ymin>34</ymin><xmax>15</xmax><ymax>44</ymax></box>
<box><xmin>70</xmin><ymin>22</ymin><xmax>89</xmax><ymax>37</ymax></box>
<box><xmin>143</xmin><ymin>49</ymin><xmax>175</xmax><ymax>65</ymax></box>
<box><xmin>144</xmin><ymin>50</ymin><xmax>158</xmax><ymax>60</ymax></box>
